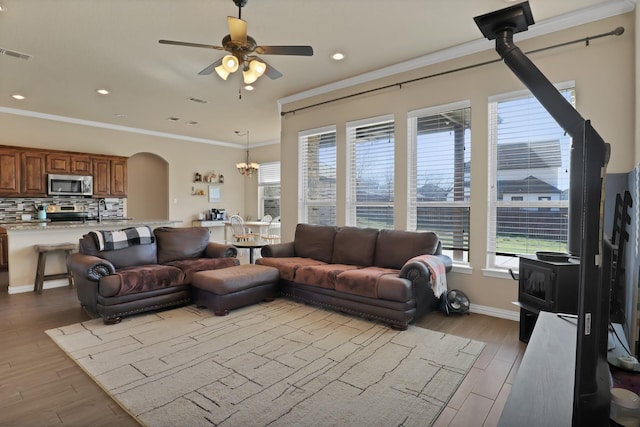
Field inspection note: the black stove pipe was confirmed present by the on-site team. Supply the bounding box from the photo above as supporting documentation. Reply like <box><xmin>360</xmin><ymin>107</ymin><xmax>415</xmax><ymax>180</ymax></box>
<box><xmin>493</xmin><ymin>27</ymin><xmax>589</xmax><ymax>256</ymax></box>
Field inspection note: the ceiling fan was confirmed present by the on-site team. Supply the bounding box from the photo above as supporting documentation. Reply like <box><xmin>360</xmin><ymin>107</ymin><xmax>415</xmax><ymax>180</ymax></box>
<box><xmin>158</xmin><ymin>0</ymin><xmax>313</xmax><ymax>85</ymax></box>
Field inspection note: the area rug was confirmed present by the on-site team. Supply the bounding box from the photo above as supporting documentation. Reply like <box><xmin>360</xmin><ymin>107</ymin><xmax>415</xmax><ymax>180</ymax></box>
<box><xmin>46</xmin><ymin>300</ymin><xmax>484</xmax><ymax>427</ymax></box>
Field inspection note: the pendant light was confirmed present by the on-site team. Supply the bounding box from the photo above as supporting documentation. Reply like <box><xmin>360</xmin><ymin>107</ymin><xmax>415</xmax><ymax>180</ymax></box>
<box><xmin>235</xmin><ymin>130</ymin><xmax>259</xmax><ymax>176</ymax></box>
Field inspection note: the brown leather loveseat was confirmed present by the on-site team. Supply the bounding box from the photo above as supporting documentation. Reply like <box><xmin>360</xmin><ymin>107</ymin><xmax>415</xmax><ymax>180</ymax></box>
<box><xmin>67</xmin><ymin>226</ymin><xmax>238</xmax><ymax>324</ymax></box>
<box><xmin>257</xmin><ymin>223</ymin><xmax>452</xmax><ymax>330</ymax></box>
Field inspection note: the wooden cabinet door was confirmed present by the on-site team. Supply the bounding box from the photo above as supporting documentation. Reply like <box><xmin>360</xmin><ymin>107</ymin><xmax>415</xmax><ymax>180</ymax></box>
<box><xmin>21</xmin><ymin>152</ymin><xmax>46</xmax><ymax>195</ymax></box>
<box><xmin>0</xmin><ymin>148</ymin><xmax>20</xmax><ymax>196</ymax></box>
<box><xmin>0</xmin><ymin>231</ymin><xmax>7</xmax><ymax>272</ymax></box>
<box><xmin>70</xmin><ymin>155</ymin><xmax>92</xmax><ymax>175</ymax></box>
<box><xmin>46</xmin><ymin>153</ymin><xmax>71</xmax><ymax>174</ymax></box>
<box><xmin>110</xmin><ymin>158</ymin><xmax>127</xmax><ymax>197</ymax></box>
<box><xmin>92</xmin><ymin>157</ymin><xmax>110</xmax><ymax>196</ymax></box>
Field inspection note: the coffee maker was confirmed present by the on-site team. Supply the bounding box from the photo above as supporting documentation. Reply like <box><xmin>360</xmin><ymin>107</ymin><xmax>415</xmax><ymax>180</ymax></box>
<box><xmin>211</xmin><ymin>209</ymin><xmax>226</xmax><ymax>220</ymax></box>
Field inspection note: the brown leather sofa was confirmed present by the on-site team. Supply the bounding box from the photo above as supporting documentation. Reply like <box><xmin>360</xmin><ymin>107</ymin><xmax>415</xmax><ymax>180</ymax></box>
<box><xmin>67</xmin><ymin>226</ymin><xmax>238</xmax><ymax>324</ymax></box>
<box><xmin>256</xmin><ymin>223</ymin><xmax>452</xmax><ymax>330</ymax></box>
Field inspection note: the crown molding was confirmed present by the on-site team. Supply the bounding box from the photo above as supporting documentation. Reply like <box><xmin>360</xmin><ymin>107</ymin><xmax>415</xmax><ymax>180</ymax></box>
<box><xmin>278</xmin><ymin>0</ymin><xmax>636</xmax><ymax>109</ymax></box>
<box><xmin>0</xmin><ymin>106</ymin><xmax>243</xmax><ymax>149</ymax></box>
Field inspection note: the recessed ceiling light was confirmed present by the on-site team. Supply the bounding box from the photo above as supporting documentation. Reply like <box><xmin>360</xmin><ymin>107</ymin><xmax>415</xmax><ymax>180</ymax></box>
<box><xmin>11</xmin><ymin>94</ymin><xmax>25</xmax><ymax>100</ymax></box>
<box><xmin>244</xmin><ymin>85</ymin><xmax>254</xmax><ymax>91</ymax></box>
<box><xmin>96</xmin><ymin>89</ymin><xmax>110</xmax><ymax>95</ymax></box>
<box><xmin>331</xmin><ymin>52</ymin><xmax>345</xmax><ymax>61</ymax></box>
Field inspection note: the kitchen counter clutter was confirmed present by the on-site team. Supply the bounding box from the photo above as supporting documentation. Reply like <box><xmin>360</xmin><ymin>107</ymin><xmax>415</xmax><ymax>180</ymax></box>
<box><xmin>0</xmin><ymin>218</ymin><xmax>155</xmax><ymax>231</ymax></box>
<box><xmin>3</xmin><ymin>219</ymin><xmax>181</xmax><ymax>294</ymax></box>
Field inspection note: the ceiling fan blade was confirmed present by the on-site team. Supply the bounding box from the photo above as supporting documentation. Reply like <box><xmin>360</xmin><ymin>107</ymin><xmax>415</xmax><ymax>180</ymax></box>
<box><xmin>0</xmin><ymin>47</ymin><xmax>32</xmax><ymax>60</ymax></box>
<box><xmin>255</xmin><ymin>45</ymin><xmax>313</xmax><ymax>56</ymax></box>
<box><xmin>198</xmin><ymin>58</ymin><xmax>223</xmax><ymax>75</ymax></box>
<box><xmin>228</xmin><ymin>16</ymin><xmax>247</xmax><ymax>44</ymax></box>
<box><xmin>262</xmin><ymin>60</ymin><xmax>283</xmax><ymax>80</ymax></box>
<box><xmin>159</xmin><ymin>39</ymin><xmax>225</xmax><ymax>50</ymax></box>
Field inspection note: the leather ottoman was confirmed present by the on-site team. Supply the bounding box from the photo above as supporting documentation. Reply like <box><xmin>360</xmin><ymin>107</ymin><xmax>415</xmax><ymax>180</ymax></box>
<box><xmin>191</xmin><ymin>264</ymin><xmax>280</xmax><ymax>316</ymax></box>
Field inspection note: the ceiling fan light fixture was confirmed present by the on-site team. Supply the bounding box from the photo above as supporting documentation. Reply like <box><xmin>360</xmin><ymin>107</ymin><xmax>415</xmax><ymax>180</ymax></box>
<box><xmin>243</xmin><ymin>59</ymin><xmax>265</xmax><ymax>84</ymax></box>
<box><xmin>215</xmin><ymin>54</ymin><xmax>239</xmax><ymax>80</ymax></box>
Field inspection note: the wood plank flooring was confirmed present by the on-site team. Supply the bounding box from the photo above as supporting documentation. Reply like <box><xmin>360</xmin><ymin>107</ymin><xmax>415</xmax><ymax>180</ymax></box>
<box><xmin>0</xmin><ymin>282</ymin><xmax>523</xmax><ymax>427</ymax></box>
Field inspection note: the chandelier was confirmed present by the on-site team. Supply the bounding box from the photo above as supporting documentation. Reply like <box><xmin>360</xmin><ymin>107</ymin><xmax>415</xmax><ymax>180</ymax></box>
<box><xmin>235</xmin><ymin>130</ymin><xmax>259</xmax><ymax>176</ymax></box>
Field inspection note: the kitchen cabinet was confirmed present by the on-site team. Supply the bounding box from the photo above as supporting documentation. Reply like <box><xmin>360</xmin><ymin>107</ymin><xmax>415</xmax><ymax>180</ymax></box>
<box><xmin>71</xmin><ymin>155</ymin><xmax>93</xmax><ymax>175</ymax></box>
<box><xmin>46</xmin><ymin>153</ymin><xmax>92</xmax><ymax>175</ymax></box>
<box><xmin>0</xmin><ymin>145</ymin><xmax>127</xmax><ymax>198</ymax></box>
<box><xmin>0</xmin><ymin>229</ymin><xmax>7</xmax><ymax>271</ymax></box>
<box><xmin>92</xmin><ymin>157</ymin><xmax>111</xmax><ymax>197</ymax></box>
<box><xmin>0</xmin><ymin>148</ymin><xmax>20</xmax><ymax>196</ymax></box>
<box><xmin>110</xmin><ymin>157</ymin><xmax>128</xmax><ymax>197</ymax></box>
<box><xmin>20</xmin><ymin>151</ymin><xmax>46</xmax><ymax>195</ymax></box>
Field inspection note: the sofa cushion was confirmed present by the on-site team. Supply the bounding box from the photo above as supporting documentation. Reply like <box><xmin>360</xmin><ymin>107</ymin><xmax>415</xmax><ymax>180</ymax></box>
<box><xmin>335</xmin><ymin>267</ymin><xmax>404</xmax><ymax>300</ymax></box>
<box><xmin>164</xmin><ymin>257</ymin><xmax>240</xmax><ymax>284</ymax></box>
<box><xmin>293</xmin><ymin>224</ymin><xmax>337</xmax><ymax>263</ymax></box>
<box><xmin>373</xmin><ymin>230</ymin><xmax>440</xmax><ymax>270</ymax></box>
<box><xmin>99</xmin><ymin>264</ymin><xmax>185</xmax><ymax>297</ymax></box>
<box><xmin>79</xmin><ymin>233</ymin><xmax>158</xmax><ymax>269</ymax></box>
<box><xmin>256</xmin><ymin>257</ymin><xmax>326</xmax><ymax>282</ymax></box>
<box><xmin>331</xmin><ymin>227</ymin><xmax>379</xmax><ymax>266</ymax></box>
<box><xmin>155</xmin><ymin>226</ymin><xmax>210</xmax><ymax>264</ymax></box>
<box><xmin>294</xmin><ymin>264</ymin><xmax>360</xmax><ymax>289</ymax></box>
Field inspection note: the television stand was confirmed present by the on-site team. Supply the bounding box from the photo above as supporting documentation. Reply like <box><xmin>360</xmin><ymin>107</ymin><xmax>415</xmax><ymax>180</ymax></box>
<box><xmin>499</xmin><ymin>311</ymin><xmax>576</xmax><ymax>426</ymax></box>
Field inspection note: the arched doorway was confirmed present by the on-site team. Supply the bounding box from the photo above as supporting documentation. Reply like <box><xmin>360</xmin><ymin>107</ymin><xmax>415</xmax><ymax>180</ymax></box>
<box><xmin>127</xmin><ymin>152</ymin><xmax>169</xmax><ymax>220</ymax></box>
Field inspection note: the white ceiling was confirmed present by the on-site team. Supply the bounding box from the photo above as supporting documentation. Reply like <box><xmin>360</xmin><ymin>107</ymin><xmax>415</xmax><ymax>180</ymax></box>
<box><xmin>0</xmin><ymin>0</ymin><xmax>633</xmax><ymax>148</ymax></box>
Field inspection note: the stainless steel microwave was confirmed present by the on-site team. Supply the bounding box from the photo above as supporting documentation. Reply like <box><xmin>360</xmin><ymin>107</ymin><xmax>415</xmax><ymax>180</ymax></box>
<box><xmin>47</xmin><ymin>174</ymin><xmax>93</xmax><ymax>196</ymax></box>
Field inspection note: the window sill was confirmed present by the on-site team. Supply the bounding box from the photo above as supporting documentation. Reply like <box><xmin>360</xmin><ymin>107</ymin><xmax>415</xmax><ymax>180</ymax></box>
<box><xmin>452</xmin><ymin>264</ymin><xmax>472</xmax><ymax>275</ymax></box>
<box><xmin>482</xmin><ymin>268</ymin><xmax>516</xmax><ymax>280</ymax></box>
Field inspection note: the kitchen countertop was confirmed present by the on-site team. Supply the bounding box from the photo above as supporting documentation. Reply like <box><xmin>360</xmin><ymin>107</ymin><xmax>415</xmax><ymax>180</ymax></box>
<box><xmin>0</xmin><ymin>219</ymin><xmax>181</xmax><ymax>231</ymax></box>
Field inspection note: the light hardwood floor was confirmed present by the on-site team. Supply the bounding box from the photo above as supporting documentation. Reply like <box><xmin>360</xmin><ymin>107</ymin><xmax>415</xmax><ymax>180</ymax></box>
<box><xmin>0</xmin><ymin>282</ymin><xmax>523</xmax><ymax>427</ymax></box>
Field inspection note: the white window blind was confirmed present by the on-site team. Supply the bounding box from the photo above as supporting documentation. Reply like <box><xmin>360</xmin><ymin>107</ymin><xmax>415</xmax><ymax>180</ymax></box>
<box><xmin>258</xmin><ymin>161</ymin><xmax>280</xmax><ymax>218</ymax></box>
<box><xmin>298</xmin><ymin>126</ymin><xmax>337</xmax><ymax>225</ymax></box>
<box><xmin>346</xmin><ymin>115</ymin><xmax>394</xmax><ymax>229</ymax></box>
<box><xmin>488</xmin><ymin>83</ymin><xmax>574</xmax><ymax>270</ymax></box>
<box><xmin>408</xmin><ymin>101</ymin><xmax>471</xmax><ymax>262</ymax></box>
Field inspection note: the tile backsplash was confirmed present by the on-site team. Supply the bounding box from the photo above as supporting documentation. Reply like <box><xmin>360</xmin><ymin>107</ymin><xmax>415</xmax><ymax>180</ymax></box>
<box><xmin>0</xmin><ymin>197</ymin><xmax>124</xmax><ymax>222</ymax></box>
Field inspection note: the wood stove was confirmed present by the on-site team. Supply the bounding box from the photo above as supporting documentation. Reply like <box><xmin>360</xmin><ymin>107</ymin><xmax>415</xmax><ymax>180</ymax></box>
<box><xmin>518</xmin><ymin>255</ymin><xmax>580</xmax><ymax>342</ymax></box>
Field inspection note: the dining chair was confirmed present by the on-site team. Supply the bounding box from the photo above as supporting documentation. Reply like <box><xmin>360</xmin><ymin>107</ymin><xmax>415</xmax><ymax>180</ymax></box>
<box><xmin>261</xmin><ymin>216</ymin><xmax>281</xmax><ymax>243</ymax></box>
<box><xmin>260</xmin><ymin>214</ymin><xmax>273</xmax><ymax>223</ymax></box>
<box><xmin>229</xmin><ymin>215</ymin><xmax>253</xmax><ymax>242</ymax></box>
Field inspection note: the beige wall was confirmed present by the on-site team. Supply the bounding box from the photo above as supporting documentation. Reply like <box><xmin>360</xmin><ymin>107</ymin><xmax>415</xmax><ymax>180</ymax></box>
<box><xmin>280</xmin><ymin>14</ymin><xmax>636</xmax><ymax>315</ymax></box>
<box><xmin>0</xmin><ymin>112</ymin><xmax>251</xmax><ymax>225</ymax></box>
<box><xmin>127</xmin><ymin>152</ymin><xmax>169</xmax><ymax>220</ymax></box>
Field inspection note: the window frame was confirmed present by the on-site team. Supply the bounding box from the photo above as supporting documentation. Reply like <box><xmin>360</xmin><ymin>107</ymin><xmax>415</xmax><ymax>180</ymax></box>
<box><xmin>258</xmin><ymin>161</ymin><xmax>280</xmax><ymax>219</ymax></box>
<box><xmin>407</xmin><ymin>100</ymin><xmax>471</xmax><ymax>264</ymax></box>
<box><xmin>298</xmin><ymin>125</ymin><xmax>337</xmax><ymax>226</ymax></box>
<box><xmin>487</xmin><ymin>82</ymin><xmax>575</xmax><ymax>271</ymax></box>
<box><xmin>346</xmin><ymin>114</ymin><xmax>395</xmax><ymax>229</ymax></box>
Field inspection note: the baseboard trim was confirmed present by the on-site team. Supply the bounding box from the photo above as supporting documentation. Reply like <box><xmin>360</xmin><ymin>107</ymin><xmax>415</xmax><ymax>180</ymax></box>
<box><xmin>8</xmin><ymin>279</ymin><xmax>70</xmax><ymax>294</ymax></box>
<box><xmin>470</xmin><ymin>303</ymin><xmax>520</xmax><ymax>322</ymax></box>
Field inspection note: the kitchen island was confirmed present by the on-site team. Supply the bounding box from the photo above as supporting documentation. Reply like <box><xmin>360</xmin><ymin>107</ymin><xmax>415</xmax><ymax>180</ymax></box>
<box><xmin>2</xmin><ymin>219</ymin><xmax>180</xmax><ymax>294</ymax></box>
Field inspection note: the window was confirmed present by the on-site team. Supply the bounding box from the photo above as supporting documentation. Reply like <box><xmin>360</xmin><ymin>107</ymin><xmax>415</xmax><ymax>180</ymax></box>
<box><xmin>258</xmin><ymin>162</ymin><xmax>280</xmax><ymax>218</ymax></box>
<box><xmin>347</xmin><ymin>115</ymin><xmax>394</xmax><ymax>229</ymax></box>
<box><xmin>299</xmin><ymin>127</ymin><xmax>337</xmax><ymax>225</ymax></box>
<box><xmin>487</xmin><ymin>83</ymin><xmax>574</xmax><ymax>270</ymax></box>
<box><xmin>408</xmin><ymin>102</ymin><xmax>471</xmax><ymax>263</ymax></box>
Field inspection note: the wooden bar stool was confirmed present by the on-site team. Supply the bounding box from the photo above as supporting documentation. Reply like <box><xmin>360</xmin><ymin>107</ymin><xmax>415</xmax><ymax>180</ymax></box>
<box><xmin>33</xmin><ymin>243</ymin><xmax>76</xmax><ymax>294</ymax></box>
